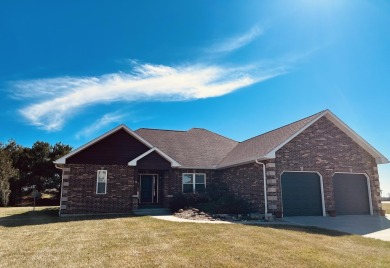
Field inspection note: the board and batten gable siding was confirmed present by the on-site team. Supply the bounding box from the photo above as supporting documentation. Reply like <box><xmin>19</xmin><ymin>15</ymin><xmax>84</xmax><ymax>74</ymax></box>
<box><xmin>137</xmin><ymin>151</ymin><xmax>172</xmax><ymax>170</ymax></box>
<box><xmin>67</xmin><ymin>129</ymin><xmax>150</xmax><ymax>165</ymax></box>
<box><xmin>273</xmin><ymin>116</ymin><xmax>381</xmax><ymax>214</ymax></box>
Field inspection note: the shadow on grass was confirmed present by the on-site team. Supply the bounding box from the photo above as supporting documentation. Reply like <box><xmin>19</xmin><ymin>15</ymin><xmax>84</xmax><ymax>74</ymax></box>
<box><xmin>0</xmin><ymin>208</ymin><xmax>362</xmax><ymax>238</ymax></box>
<box><xmin>0</xmin><ymin>207</ymin><xmax>138</xmax><ymax>228</ymax></box>
<box><xmin>252</xmin><ymin>224</ymin><xmax>351</xmax><ymax>237</ymax></box>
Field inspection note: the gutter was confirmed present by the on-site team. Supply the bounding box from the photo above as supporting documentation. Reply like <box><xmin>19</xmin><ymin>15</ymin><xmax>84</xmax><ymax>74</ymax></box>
<box><xmin>254</xmin><ymin>159</ymin><xmax>268</xmax><ymax>215</ymax></box>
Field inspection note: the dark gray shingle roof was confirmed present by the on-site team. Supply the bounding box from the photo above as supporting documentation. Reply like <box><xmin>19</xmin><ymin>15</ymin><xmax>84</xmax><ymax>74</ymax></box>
<box><xmin>135</xmin><ymin>111</ymin><xmax>324</xmax><ymax>169</ymax></box>
<box><xmin>56</xmin><ymin>110</ymin><xmax>389</xmax><ymax>166</ymax></box>
<box><xmin>216</xmin><ymin>111</ymin><xmax>323</xmax><ymax>168</ymax></box>
<box><xmin>134</xmin><ymin>128</ymin><xmax>238</xmax><ymax>168</ymax></box>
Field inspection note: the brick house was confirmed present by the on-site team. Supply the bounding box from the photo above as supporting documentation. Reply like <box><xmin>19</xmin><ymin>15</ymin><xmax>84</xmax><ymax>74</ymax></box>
<box><xmin>54</xmin><ymin>110</ymin><xmax>388</xmax><ymax>216</ymax></box>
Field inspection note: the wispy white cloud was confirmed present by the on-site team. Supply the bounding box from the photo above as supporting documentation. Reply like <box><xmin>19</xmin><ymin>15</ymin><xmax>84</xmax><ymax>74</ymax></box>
<box><xmin>207</xmin><ymin>25</ymin><xmax>264</xmax><ymax>53</ymax></box>
<box><xmin>75</xmin><ymin>112</ymin><xmax>125</xmax><ymax>139</ymax></box>
<box><xmin>13</xmin><ymin>60</ymin><xmax>288</xmax><ymax>131</ymax></box>
<box><xmin>10</xmin><ymin>77</ymin><xmax>94</xmax><ymax>99</ymax></box>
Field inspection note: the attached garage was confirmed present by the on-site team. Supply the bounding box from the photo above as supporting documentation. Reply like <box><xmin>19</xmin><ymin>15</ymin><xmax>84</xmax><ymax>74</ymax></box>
<box><xmin>281</xmin><ymin>172</ymin><xmax>324</xmax><ymax>216</ymax></box>
<box><xmin>332</xmin><ymin>173</ymin><xmax>372</xmax><ymax>215</ymax></box>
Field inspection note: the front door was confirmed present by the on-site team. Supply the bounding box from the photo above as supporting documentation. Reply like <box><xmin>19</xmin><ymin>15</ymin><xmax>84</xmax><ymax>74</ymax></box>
<box><xmin>139</xmin><ymin>174</ymin><xmax>158</xmax><ymax>203</ymax></box>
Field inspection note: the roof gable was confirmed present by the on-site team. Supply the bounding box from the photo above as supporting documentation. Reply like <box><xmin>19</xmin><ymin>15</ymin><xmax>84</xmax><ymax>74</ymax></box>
<box><xmin>263</xmin><ymin>110</ymin><xmax>388</xmax><ymax>164</ymax></box>
<box><xmin>128</xmin><ymin>148</ymin><xmax>181</xmax><ymax>167</ymax></box>
<box><xmin>321</xmin><ymin>110</ymin><xmax>388</xmax><ymax>164</ymax></box>
<box><xmin>54</xmin><ymin>125</ymin><xmax>154</xmax><ymax>165</ymax></box>
<box><xmin>217</xmin><ymin>110</ymin><xmax>388</xmax><ymax>168</ymax></box>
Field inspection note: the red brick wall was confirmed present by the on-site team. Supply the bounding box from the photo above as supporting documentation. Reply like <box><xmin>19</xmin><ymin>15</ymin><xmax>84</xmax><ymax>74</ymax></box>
<box><xmin>273</xmin><ymin>116</ymin><xmax>381</xmax><ymax>214</ymax></box>
<box><xmin>59</xmin><ymin>116</ymin><xmax>382</xmax><ymax>216</ymax></box>
<box><xmin>60</xmin><ymin>164</ymin><xmax>135</xmax><ymax>215</ymax></box>
<box><xmin>217</xmin><ymin>163</ymin><xmax>265</xmax><ymax>213</ymax></box>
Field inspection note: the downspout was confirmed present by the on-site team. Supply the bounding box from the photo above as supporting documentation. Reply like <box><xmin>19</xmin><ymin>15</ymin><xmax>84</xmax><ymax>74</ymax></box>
<box><xmin>55</xmin><ymin>164</ymin><xmax>64</xmax><ymax>217</ymax></box>
<box><xmin>255</xmin><ymin>159</ymin><xmax>268</xmax><ymax>215</ymax></box>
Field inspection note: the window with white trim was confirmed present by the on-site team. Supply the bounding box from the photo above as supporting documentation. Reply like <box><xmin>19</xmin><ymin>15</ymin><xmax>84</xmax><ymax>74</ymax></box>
<box><xmin>182</xmin><ymin>173</ymin><xmax>206</xmax><ymax>193</ymax></box>
<box><xmin>96</xmin><ymin>170</ymin><xmax>107</xmax><ymax>194</ymax></box>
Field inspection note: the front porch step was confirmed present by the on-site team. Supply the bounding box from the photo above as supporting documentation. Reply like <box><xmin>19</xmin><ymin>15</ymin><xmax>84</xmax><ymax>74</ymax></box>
<box><xmin>133</xmin><ymin>208</ymin><xmax>171</xmax><ymax>216</ymax></box>
<box><xmin>138</xmin><ymin>204</ymin><xmax>164</xmax><ymax>209</ymax></box>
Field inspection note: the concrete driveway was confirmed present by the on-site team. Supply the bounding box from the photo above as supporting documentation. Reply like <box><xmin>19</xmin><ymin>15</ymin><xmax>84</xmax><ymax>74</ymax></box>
<box><xmin>284</xmin><ymin>215</ymin><xmax>390</xmax><ymax>241</ymax></box>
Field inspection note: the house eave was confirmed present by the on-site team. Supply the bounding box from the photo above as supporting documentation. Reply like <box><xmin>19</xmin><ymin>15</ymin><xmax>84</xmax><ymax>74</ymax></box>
<box><xmin>128</xmin><ymin>147</ymin><xmax>181</xmax><ymax>168</ymax></box>
<box><xmin>216</xmin><ymin>156</ymin><xmax>274</xmax><ymax>170</ymax></box>
<box><xmin>375</xmin><ymin>157</ymin><xmax>389</xmax><ymax>164</ymax></box>
<box><xmin>323</xmin><ymin>110</ymin><xmax>389</xmax><ymax>165</ymax></box>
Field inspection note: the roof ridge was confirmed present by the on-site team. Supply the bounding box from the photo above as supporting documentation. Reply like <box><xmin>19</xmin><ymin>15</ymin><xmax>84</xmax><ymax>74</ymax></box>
<box><xmin>216</xmin><ymin>142</ymin><xmax>241</xmax><ymax>167</ymax></box>
<box><xmin>189</xmin><ymin>128</ymin><xmax>238</xmax><ymax>143</ymax></box>
<box><xmin>240</xmin><ymin>110</ymin><xmax>326</xmax><ymax>143</ymax></box>
<box><xmin>136</xmin><ymin>128</ymin><xmax>187</xmax><ymax>133</ymax></box>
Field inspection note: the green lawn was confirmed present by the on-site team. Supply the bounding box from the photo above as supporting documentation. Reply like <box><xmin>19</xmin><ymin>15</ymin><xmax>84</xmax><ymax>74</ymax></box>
<box><xmin>382</xmin><ymin>202</ymin><xmax>390</xmax><ymax>213</ymax></box>
<box><xmin>1</xmin><ymin>207</ymin><xmax>389</xmax><ymax>268</ymax></box>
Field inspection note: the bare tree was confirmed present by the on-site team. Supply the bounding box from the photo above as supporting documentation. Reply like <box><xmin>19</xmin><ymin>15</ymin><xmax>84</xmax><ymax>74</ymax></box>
<box><xmin>0</xmin><ymin>145</ymin><xmax>18</xmax><ymax>206</ymax></box>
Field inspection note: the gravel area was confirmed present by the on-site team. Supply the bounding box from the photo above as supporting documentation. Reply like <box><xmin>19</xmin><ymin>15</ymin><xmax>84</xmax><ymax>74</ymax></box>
<box><xmin>174</xmin><ymin>208</ymin><xmax>216</xmax><ymax>221</ymax></box>
<box><xmin>172</xmin><ymin>208</ymin><xmax>285</xmax><ymax>224</ymax></box>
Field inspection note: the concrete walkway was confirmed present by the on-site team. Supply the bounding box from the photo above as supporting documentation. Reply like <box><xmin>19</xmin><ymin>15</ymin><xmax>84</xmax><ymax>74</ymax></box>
<box><xmin>152</xmin><ymin>215</ymin><xmax>232</xmax><ymax>224</ymax></box>
<box><xmin>153</xmin><ymin>215</ymin><xmax>292</xmax><ymax>225</ymax></box>
<box><xmin>284</xmin><ymin>215</ymin><xmax>390</xmax><ymax>241</ymax></box>
<box><xmin>153</xmin><ymin>214</ymin><xmax>390</xmax><ymax>241</ymax></box>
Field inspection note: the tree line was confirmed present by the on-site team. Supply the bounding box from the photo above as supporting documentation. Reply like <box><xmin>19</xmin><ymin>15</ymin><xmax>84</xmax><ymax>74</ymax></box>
<box><xmin>0</xmin><ymin>140</ymin><xmax>72</xmax><ymax>206</ymax></box>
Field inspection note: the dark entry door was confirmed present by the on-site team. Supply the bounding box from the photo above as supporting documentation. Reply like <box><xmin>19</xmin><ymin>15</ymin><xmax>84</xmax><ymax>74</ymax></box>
<box><xmin>332</xmin><ymin>173</ymin><xmax>370</xmax><ymax>215</ymax></box>
<box><xmin>281</xmin><ymin>172</ymin><xmax>323</xmax><ymax>216</ymax></box>
<box><xmin>140</xmin><ymin>175</ymin><xmax>157</xmax><ymax>203</ymax></box>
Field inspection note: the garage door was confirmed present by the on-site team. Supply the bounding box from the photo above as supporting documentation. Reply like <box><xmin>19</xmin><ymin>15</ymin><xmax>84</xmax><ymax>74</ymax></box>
<box><xmin>332</xmin><ymin>173</ymin><xmax>371</xmax><ymax>215</ymax></box>
<box><xmin>281</xmin><ymin>172</ymin><xmax>323</xmax><ymax>216</ymax></box>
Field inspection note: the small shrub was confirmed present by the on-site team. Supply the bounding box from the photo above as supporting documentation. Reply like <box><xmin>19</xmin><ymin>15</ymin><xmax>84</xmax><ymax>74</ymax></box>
<box><xmin>198</xmin><ymin>193</ymin><xmax>251</xmax><ymax>214</ymax></box>
<box><xmin>169</xmin><ymin>192</ymin><xmax>209</xmax><ymax>212</ymax></box>
<box><xmin>202</xmin><ymin>182</ymin><xmax>229</xmax><ymax>201</ymax></box>
<box><xmin>170</xmin><ymin>181</ymin><xmax>251</xmax><ymax>215</ymax></box>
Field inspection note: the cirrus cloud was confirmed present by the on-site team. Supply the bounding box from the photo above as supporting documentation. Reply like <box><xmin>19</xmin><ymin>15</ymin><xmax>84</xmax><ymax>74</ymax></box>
<box><xmin>207</xmin><ymin>25</ymin><xmax>264</xmax><ymax>53</ymax></box>
<box><xmin>75</xmin><ymin>112</ymin><xmax>126</xmax><ymax>139</ymax></box>
<box><xmin>13</xmin><ymin>61</ymin><xmax>288</xmax><ymax>131</ymax></box>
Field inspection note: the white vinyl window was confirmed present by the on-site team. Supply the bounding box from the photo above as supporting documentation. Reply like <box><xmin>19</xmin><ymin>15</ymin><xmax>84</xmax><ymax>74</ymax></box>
<box><xmin>182</xmin><ymin>173</ymin><xmax>206</xmax><ymax>193</ymax></box>
<box><xmin>96</xmin><ymin>170</ymin><xmax>107</xmax><ymax>194</ymax></box>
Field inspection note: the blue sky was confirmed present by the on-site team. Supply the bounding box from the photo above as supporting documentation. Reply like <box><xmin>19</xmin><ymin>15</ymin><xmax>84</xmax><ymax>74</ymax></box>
<box><xmin>1</xmin><ymin>0</ymin><xmax>389</xmax><ymax>196</ymax></box>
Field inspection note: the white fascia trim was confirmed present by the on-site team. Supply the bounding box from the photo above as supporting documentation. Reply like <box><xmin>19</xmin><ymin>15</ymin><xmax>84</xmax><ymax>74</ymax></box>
<box><xmin>324</xmin><ymin>110</ymin><xmax>389</xmax><ymax>165</ymax></box>
<box><xmin>263</xmin><ymin>110</ymin><xmax>327</xmax><ymax>159</ymax></box>
<box><xmin>216</xmin><ymin>156</ymin><xmax>273</xmax><ymax>170</ymax></box>
<box><xmin>128</xmin><ymin>147</ymin><xmax>181</xmax><ymax>168</ymax></box>
<box><xmin>263</xmin><ymin>109</ymin><xmax>389</xmax><ymax>164</ymax></box>
<box><xmin>53</xmin><ymin>124</ymin><xmax>154</xmax><ymax>164</ymax></box>
<box><xmin>177</xmin><ymin>166</ymin><xmax>215</xmax><ymax>170</ymax></box>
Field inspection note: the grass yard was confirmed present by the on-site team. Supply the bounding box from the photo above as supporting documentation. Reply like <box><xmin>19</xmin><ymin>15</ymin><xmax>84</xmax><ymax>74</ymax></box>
<box><xmin>1</xmin><ymin>207</ymin><xmax>390</xmax><ymax>268</ymax></box>
<box><xmin>382</xmin><ymin>202</ymin><xmax>390</xmax><ymax>213</ymax></box>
